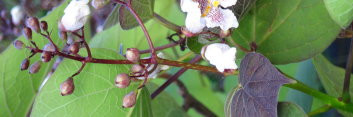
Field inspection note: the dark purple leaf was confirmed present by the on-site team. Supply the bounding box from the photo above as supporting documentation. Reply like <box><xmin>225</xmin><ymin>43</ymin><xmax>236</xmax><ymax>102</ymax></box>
<box><xmin>226</xmin><ymin>53</ymin><xmax>294</xmax><ymax>117</ymax></box>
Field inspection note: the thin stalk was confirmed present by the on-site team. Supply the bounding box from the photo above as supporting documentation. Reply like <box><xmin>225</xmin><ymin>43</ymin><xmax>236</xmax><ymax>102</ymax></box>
<box><xmin>153</xmin><ymin>13</ymin><xmax>181</xmax><ymax>33</ymax></box>
<box><xmin>342</xmin><ymin>38</ymin><xmax>353</xmax><ymax>103</ymax></box>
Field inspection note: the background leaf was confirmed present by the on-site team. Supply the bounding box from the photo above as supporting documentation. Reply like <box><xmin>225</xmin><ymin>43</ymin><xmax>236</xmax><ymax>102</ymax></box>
<box><xmin>323</xmin><ymin>0</ymin><xmax>353</xmax><ymax>28</ymax></box>
<box><xmin>119</xmin><ymin>0</ymin><xmax>154</xmax><ymax>30</ymax></box>
<box><xmin>313</xmin><ymin>54</ymin><xmax>353</xmax><ymax>115</ymax></box>
<box><xmin>277</xmin><ymin>102</ymin><xmax>307</xmax><ymax>117</ymax></box>
<box><xmin>232</xmin><ymin>0</ymin><xmax>352</xmax><ymax>64</ymax></box>
<box><xmin>226</xmin><ymin>53</ymin><xmax>293</xmax><ymax>117</ymax></box>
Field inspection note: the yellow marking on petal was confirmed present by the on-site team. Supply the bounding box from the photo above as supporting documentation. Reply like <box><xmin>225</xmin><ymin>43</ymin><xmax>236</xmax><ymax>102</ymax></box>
<box><xmin>213</xmin><ymin>1</ymin><xmax>220</xmax><ymax>7</ymax></box>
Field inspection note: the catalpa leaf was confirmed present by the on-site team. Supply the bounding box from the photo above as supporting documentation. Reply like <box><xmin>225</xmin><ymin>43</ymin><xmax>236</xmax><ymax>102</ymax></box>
<box><xmin>119</xmin><ymin>0</ymin><xmax>154</xmax><ymax>30</ymax></box>
<box><xmin>226</xmin><ymin>53</ymin><xmax>293</xmax><ymax>117</ymax></box>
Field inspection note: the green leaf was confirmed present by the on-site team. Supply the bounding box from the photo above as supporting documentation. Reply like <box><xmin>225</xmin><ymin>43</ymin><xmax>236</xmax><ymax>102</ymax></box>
<box><xmin>313</xmin><ymin>55</ymin><xmax>353</xmax><ymax>115</ymax></box>
<box><xmin>0</xmin><ymin>1</ymin><xmax>72</xmax><ymax>116</ymax></box>
<box><xmin>127</xmin><ymin>87</ymin><xmax>153</xmax><ymax>117</ymax></box>
<box><xmin>324</xmin><ymin>0</ymin><xmax>353</xmax><ymax>27</ymax></box>
<box><xmin>119</xmin><ymin>0</ymin><xmax>154</xmax><ymax>30</ymax></box>
<box><xmin>31</xmin><ymin>49</ymin><xmax>138</xmax><ymax>116</ymax></box>
<box><xmin>103</xmin><ymin>5</ymin><xmax>121</xmax><ymax>30</ymax></box>
<box><xmin>186</xmin><ymin>37</ymin><xmax>203</xmax><ymax>54</ymax></box>
<box><xmin>277</xmin><ymin>102</ymin><xmax>307</xmax><ymax>117</ymax></box>
<box><xmin>232</xmin><ymin>0</ymin><xmax>347</xmax><ymax>64</ymax></box>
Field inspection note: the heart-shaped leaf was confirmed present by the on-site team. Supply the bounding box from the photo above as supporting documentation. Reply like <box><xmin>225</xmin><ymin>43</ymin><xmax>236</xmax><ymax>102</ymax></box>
<box><xmin>127</xmin><ymin>87</ymin><xmax>153</xmax><ymax>117</ymax></box>
<box><xmin>226</xmin><ymin>53</ymin><xmax>293</xmax><ymax>117</ymax></box>
<box><xmin>232</xmin><ymin>0</ymin><xmax>353</xmax><ymax>64</ymax></box>
<box><xmin>119</xmin><ymin>0</ymin><xmax>154</xmax><ymax>30</ymax></box>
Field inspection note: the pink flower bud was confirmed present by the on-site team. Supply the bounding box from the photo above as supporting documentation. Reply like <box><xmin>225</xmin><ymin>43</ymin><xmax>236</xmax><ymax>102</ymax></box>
<box><xmin>131</xmin><ymin>64</ymin><xmax>143</xmax><ymax>73</ymax></box>
<box><xmin>29</xmin><ymin>61</ymin><xmax>41</xmax><ymax>74</ymax></box>
<box><xmin>126</xmin><ymin>48</ymin><xmax>140</xmax><ymax>63</ymax></box>
<box><xmin>69</xmin><ymin>42</ymin><xmax>80</xmax><ymax>54</ymax></box>
<box><xmin>115</xmin><ymin>73</ymin><xmax>131</xmax><ymax>88</ymax></box>
<box><xmin>41</xmin><ymin>51</ymin><xmax>52</xmax><ymax>62</ymax></box>
<box><xmin>60</xmin><ymin>77</ymin><xmax>75</xmax><ymax>96</ymax></box>
<box><xmin>13</xmin><ymin>40</ymin><xmax>24</xmax><ymax>50</ymax></box>
<box><xmin>23</xmin><ymin>27</ymin><xmax>32</xmax><ymax>40</ymax></box>
<box><xmin>40</xmin><ymin>21</ymin><xmax>48</xmax><ymax>31</ymax></box>
<box><xmin>20</xmin><ymin>58</ymin><xmax>30</xmax><ymax>70</ymax></box>
<box><xmin>122</xmin><ymin>91</ymin><xmax>137</xmax><ymax>108</ymax></box>
<box><xmin>26</xmin><ymin>17</ymin><xmax>41</xmax><ymax>33</ymax></box>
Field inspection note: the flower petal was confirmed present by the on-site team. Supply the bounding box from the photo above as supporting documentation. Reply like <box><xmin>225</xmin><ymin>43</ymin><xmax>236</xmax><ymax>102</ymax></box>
<box><xmin>61</xmin><ymin>0</ymin><xmax>90</xmax><ymax>31</ymax></box>
<box><xmin>185</xmin><ymin>10</ymin><xmax>206</xmax><ymax>33</ymax></box>
<box><xmin>180</xmin><ymin>0</ymin><xmax>199</xmax><ymax>12</ymax></box>
<box><xmin>219</xmin><ymin>0</ymin><xmax>237</xmax><ymax>8</ymax></box>
<box><xmin>205</xmin><ymin>8</ymin><xmax>238</xmax><ymax>31</ymax></box>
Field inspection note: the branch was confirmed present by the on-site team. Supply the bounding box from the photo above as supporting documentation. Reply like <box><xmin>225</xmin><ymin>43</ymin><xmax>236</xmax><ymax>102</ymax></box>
<box><xmin>342</xmin><ymin>37</ymin><xmax>353</xmax><ymax>103</ymax></box>
<box><xmin>153</xmin><ymin>13</ymin><xmax>181</xmax><ymax>33</ymax></box>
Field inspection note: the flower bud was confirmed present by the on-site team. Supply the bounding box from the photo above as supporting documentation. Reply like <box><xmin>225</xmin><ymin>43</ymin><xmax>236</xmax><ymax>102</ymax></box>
<box><xmin>122</xmin><ymin>91</ymin><xmax>137</xmax><ymax>108</ymax></box>
<box><xmin>181</xmin><ymin>27</ymin><xmax>194</xmax><ymax>37</ymax></box>
<box><xmin>60</xmin><ymin>77</ymin><xmax>75</xmax><ymax>96</ymax></box>
<box><xmin>10</xmin><ymin>6</ymin><xmax>24</xmax><ymax>26</ymax></box>
<box><xmin>29</xmin><ymin>61</ymin><xmax>41</xmax><ymax>74</ymax></box>
<box><xmin>13</xmin><ymin>40</ymin><xmax>24</xmax><ymax>50</ymax></box>
<box><xmin>43</xmin><ymin>43</ymin><xmax>55</xmax><ymax>52</ymax></box>
<box><xmin>219</xmin><ymin>30</ymin><xmax>231</xmax><ymax>38</ymax></box>
<box><xmin>20</xmin><ymin>58</ymin><xmax>30</xmax><ymax>70</ymax></box>
<box><xmin>91</xmin><ymin>0</ymin><xmax>108</xmax><ymax>9</ymax></box>
<box><xmin>59</xmin><ymin>31</ymin><xmax>67</xmax><ymax>40</ymax></box>
<box><xmin>41</xmin><ymin>51</ymin><xmax>52</xmax><ymax>62</ymax></box>
<box><xmin>23</xmin><ymin>27</ymin><xmax>32</xmax><ymax>40</ymax></box>
<box><xmin>69</xmin><ymin>42</ymin><xmax>80</xmax><ymax>54</ymax></box>
<box><xmin>40</xmin><ymin>21</ymin><xmax>48</xmax><ymax>31</ymax></box>
<box><xmin>115</xmin><ymin>73</ymin><xmax>130</xmax><ymax>88</ymax></box>
<box><xmin>26</xmin><ymin>17</ymin><xmax>41</xmax><ymax>33</ymax></box>
<box><xmin>126</xmin><ymin>48</ymin><xmax>140</xmax><ymax>63</ymax></box>
<box><xmin>131</xmin><ymin>64</ymin><xmax>143</xmax><ymax>73</ymax></box>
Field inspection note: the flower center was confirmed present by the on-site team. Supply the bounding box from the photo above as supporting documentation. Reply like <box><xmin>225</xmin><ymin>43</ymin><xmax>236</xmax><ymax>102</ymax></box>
<box><xmin>195</xmin><ymin>0</ymin><xmax>220</xmax><ymax>17</ymax></box>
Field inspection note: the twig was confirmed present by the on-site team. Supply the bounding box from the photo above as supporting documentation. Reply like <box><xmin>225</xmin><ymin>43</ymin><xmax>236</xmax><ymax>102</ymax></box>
<box><xmin>307</xmin><ymin>105</ymin><xmax>332</xmax><ymax>117</ymax></box>
<box><xmin>153</xmin><ymin>13</ymin><xmax>181</xmax><ymax>33</ymax></box>
<box><xmin>342</xmin><ymin>37</ymin><xmax>353</xmax><ymax>103</ymax></box>
<box><xmin>151</xmin><ymin>55</ymin><xmax>202</xmax><ymax>99</ymax></box>
<box><xmin>175</xmin><ymin>80</ymin><xmax>217</xmax><ymax>117</ymax></box>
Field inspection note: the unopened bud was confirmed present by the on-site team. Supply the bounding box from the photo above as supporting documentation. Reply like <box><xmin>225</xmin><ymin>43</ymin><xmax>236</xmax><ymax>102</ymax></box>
<box><xmin>26</xmin><ymin>17</ymin><xmax>41</xmax><ymax>33</ymax></box>
<box><xmin>131</xmin><ymin>64</ymin><xmax>143</xmax><ymax>73</ymax></box>
<box><xmin>23</xmin><ymin>27</ymin><xmax>32</xmax><ymax>40</ymax></box>
<box><xmin>122</xmin><ymin>91</ymin><xmax>137</xmax><ymax>108</ymax></box>
<box><xmin>20</xmin><ymin>58</ymin><xmax>30</xmax><ymax>70</ymax></box>
<box><xmin>43</xmin><ymin>43</ymin><xmax>55</xmax><ymax>52</ymax></box>
<box><xmin>219</xmin><ymin>30</ymin><xmax>231</xmax><ymax>38</ymax></box>
<box><xmin>40</xmin><ymin>21</ymin><xmax>48</xmax><ymax>31</ymax></box>
<box><xmin>59</xmin><ymin>31</ymin><xmax>67</xmax><ymax>40</ymax></box>
<box><xmin>60</xmin><ymin>77</ymin><xmax>75</xmax><ymax>96</ymax></box>
<box><xmin>91</xmin><ymin>0</ymin><xmax>109</xmax><ymax>9</ymax></box>
<box><xmin>126</xmin><ymin>48</ymin><xmax>140</xmax><ymax>63</ymax></box>
<box><xmin>29</xmin><ymin>61</ymin><xmax>41</xmax><ymax>74</ymax></box>
<box><xmin>13</xmin><ymin>40</ymin><xmax>24</xmax><ymax>50</ymax></box>
<box><xmin>181</xmin><ymin>27</ymin><xmax>194</xmax><ymax>37</ymax></box>
<box><xmin>69</xmin><ymin>42</ymin><xmax>80</xmax><ymax>54</ymax></box>
<box><xmin>41</xmin><ymin>51</ymin><xmax>52</xmax><ymax>62</ymax></box>
<box><xmin>115</xmin><ymin>73</ymin><xmax>130</xmax><ymax>88</ymax></box>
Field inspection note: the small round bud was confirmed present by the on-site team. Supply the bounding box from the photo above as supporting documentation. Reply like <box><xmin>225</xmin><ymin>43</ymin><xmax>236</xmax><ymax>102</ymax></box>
<box><xmin>181</xmin><ymin>27</ymin><xmax>194</xmax><ymax>37</ymax></box>
<box><xmin>122</xmin><ymin>91</ymin><xmax>137</xmax><ymax>108</ymax></box>
<box><xmin>126</xmin><ymin>48</ymin><xmax>140</xmax><ymax>63</ymax></box>
<box><xmin>69</xmin><ymin>42</ymin><xmax>80</xmax><ymax>54</ymax></box>
<box><xmin>115</xmin><ymin>73</ymin><xmax>131</xmax><ymax>88</ymax></box>
<box><xmin>13</xmin><ymin>40</ymin><xmax>24</xmax><ymax>50</ymax></box>
<box><xmin>20</xmin><ymin>58</ymin><xmax>30</xmax><ymax>70</ymax></box>
<box><xmin>26</xmin><ymin>17</ymin><xmax>41</xmax><ymax>33</ymax></box>
<box><xmin>131</xmin><ymin>64</ymin><xmax>143</xmax><ymax>73</ymax></box>
<box><xmin>59</xmin><ymin>31</ymin><xmax>67</xmax><ymax>40</ymax></box>
<box><xmin>60</xmin><ymin>77</ymin><xmax>75</xmax><ymax>96</ymax></box>
<box><xmin>23</xmin><ymin>27</ymin><xmax>32</xmax><ymax>40</ymax></box>
<box><xmin>43</xmin><ymin>43</ymin><xmax>55</xmax><ymax>52</ymax></box>
<box><xmin>40</xmin><ymin>21</ymin><xmax>48</xmax><ymax>31</ymax></box>
<box><xmin>219</xmin><ymin>30</ymin><xmax>231</xmax><ymax>38</ymax></box>
<box><xmin>41</xmin><ymin>51</ymin><xmax>52</xmax><ymax>62</ymax></box>
<box><xmin>91</xmin><ymin>0</ymin><xmax>108</xmax><ymax>9</ymax></box>
<box><xmin>29</xmin><ymin>61</ymin><xmax>41</xmax><ymax>74</ymax></box>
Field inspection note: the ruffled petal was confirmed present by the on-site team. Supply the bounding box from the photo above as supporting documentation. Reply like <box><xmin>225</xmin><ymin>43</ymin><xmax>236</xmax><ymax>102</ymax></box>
<box><xmin>185</xmin><ymin>10</ymin><xmax>206</xmax><ymax>33</ymax></box>
<box><xmin>205</xmin><ymin>8</ymin><xmax>238</xmax><ymax>31</ymax></box>
<box><xmin>219</xmin><ymin>0</ymin><xmax>237</xmax><ymax>8</ymax></box>
<box><xmin>180</xmin><ymin>0</ymin><xmax>199</xmax><ymax>12</ymax></box>
<box><xmin>61</xmin><ymin>0</ymin><xmax>90</xmax><ymax>31</ymax></box>
<box><xmin>202</xmin><ymin>43</ymin><xmax>237</xmax><ymax>72</ymax></box>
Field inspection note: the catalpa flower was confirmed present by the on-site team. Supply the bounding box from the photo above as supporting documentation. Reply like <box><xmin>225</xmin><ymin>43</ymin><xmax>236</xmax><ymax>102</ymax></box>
<box><xmin>181</xmin><ymin>0</ymin><xmax>239</xmax><ymax>33</ymax></box>
<box><xmin>61</xmin><ymin>0</ymin><xmax>90</xmax><ymax>31</ymax></box>
<box><xmin>201</xmin><ymin>43</ymin><xmax>237</xmax><ymax>72</ymax></box>
<box><xmin>11</xmin><ymin>5</ymin><xmax>25</xmax><ymax>26</ymax></box>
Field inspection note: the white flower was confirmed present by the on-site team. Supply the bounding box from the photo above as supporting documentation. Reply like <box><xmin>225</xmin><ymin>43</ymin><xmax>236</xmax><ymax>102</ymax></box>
<box><xmin>11</xmin><ymin>5</ymin><xmax>25</xmax><ymax>26</ymax></box>
<box><xmin>137</xmin><ymin>53</ymin><xmax>169</xmax><ymax>79</ymax></box>
<box><xmin>201</xmin><ymin>43</ymin><xmax>237</xmax><ymax>72</ymax></box>
<box><xmin>61</xmin><ymin>0</ymin><xmax>90</xmax><ymax>31</ymax></box>
<box><xmin>181</xmin><ymin>0</ymin><xmax>239</xmax><ymax>33</ymax></box>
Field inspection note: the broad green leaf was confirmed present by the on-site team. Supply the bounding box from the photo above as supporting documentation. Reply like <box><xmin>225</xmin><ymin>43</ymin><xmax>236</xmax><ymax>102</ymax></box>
<box><xmin>186</xmin><ymin>37</ymin><xmax>204</xmax><ymax>54</ymax></box>
<box><xmin>324</xmin><ymin>0</ymin><xmax>353</xmax><ymax>27</ymax></box>
<box><xmin>313</xmin><ymin>55</ymin><xmax>353</xmax><ymax>115</ymax></box>
<box><xmin>232</xmin><ymin>0</ymin><xmax>347</xmax><ymax>64</ymax></box>
<box><xmin>31</xmin><ymin>49</ymin><xmax>138</xmax><ymax>116</ymax></box>
<box><xmin>0</xmin><ymin>1</ymin><xmax>72</xmax><ymax>116</ymax></box>
<box><xmin>231</xmin><ymin>0</ymin><xmax>257</xmax><ymax>20</ymax></box>
<box><xmin>277</xmin><ymin>102</ymin><xmax>307</xmax><ymax>117</ymax></box>
<box><xmin>127</xmin><ymin>87</ymin><xmax>153</xmax><ymax>117</ymax></box>
<box><xmin>119</xmin><ymin>0</ymin><xmax>154</xmax><ymax>30</ymax></box>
